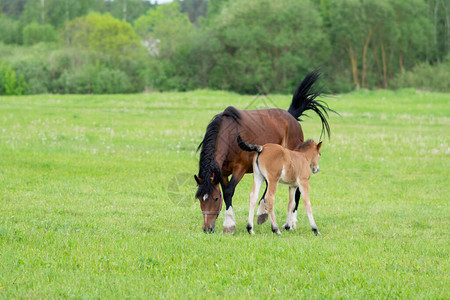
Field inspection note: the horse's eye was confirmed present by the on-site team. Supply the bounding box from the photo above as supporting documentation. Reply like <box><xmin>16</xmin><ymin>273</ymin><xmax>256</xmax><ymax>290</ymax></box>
<box><xmin>214</xmin><ymin>198</ymin><xmax>219</xmax><ymax>202</ymax></box>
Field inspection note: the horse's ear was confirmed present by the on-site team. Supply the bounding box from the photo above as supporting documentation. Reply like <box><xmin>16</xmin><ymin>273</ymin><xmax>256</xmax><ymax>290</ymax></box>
<box><xmin>317</xmin><ymin>142</ymin><xmax>322</xmax><ymax>151</ymax></box>
<box><xmin>210</xmin><ymin>173</ymin><xmax>215</xmax><ymax>183</ymax></box>
<box><xmin>194</xmin><ymin>175</ymin><xmax>202</xmax><ymax>185</ymax></box>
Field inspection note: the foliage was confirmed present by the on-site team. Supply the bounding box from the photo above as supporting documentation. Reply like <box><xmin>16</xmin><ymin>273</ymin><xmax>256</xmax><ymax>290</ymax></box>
<box><xmin>391</xmin><ymin>57</ymin><xmax>450</xmax><ymax>92</ymax></box>
<box><xmin>0</xmin><ymin>0</ymin><xmax>449</xmax><ymax>93</ymax></box>
<box><xmin>22</xmin><ymin>22</ymin><xmax>58</xmax><ymax>45</ymax></box>
<box><xmin>63</xmin><ymin>13</ymin><xmax>143</xmax><ymax>59</ymax></box>
<box><xmin>208</xmin><ymin>0</ymin><xmax>330</xmax><ymax>94</ymax></box>
<box><xmin>0</xmin><ymin>15</ymin><xmax>21</xmax><ymax>44</ymax></box>
<box><xmin>0</xmin><ymin>62</ymin><xmax>27</xmax><ymax>95</ymax></box>
<box><xmin>0</xmin><ymin>91</ymin><xmax>448</xmax><ymax>297</ymax></box>
<box><xmin>134</xmin><ymin>2</ymin><xmax>195</xmax><ymax>90</ymax></box>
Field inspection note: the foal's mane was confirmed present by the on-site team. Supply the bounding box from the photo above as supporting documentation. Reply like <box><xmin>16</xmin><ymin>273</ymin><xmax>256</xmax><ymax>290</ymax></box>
<box><xmin>196</xmin><ymin>106</ymin><xmax>241</xmax><ymax>197</ymax></box>
<box><xmin>296</xmin><ymin>139</ymin><xmax>316</xmax><ymax>151</ymax></box>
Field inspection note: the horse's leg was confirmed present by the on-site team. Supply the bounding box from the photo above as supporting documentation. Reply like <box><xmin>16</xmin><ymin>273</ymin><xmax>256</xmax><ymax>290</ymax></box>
<box><xmin>222</xmin><ymin>167</ymin><xmax>246</xmax><ymax>234</ymax></box>
<box><xmin>247</xmin><ymin>172</ymin><xmax>264</xmax><ymax>234</ymax></box>
<box><xmin>299</xmin><ymin>180</ymin><xmax>320</xmax><ymax>235</ymax></box>
<box><xmin>283</xmin><ymin>187</ymin><xmax>297</xmax><ymax>230</ymax></box>
<box><xmin>257</xmin><ymin>180</ymin><xmax>268</xmax><ymax>225</ymax></box>
<box><xmin>265</xmin><ymin>180</ymin><xmax>281</xmax><ymax>235</ymax></box>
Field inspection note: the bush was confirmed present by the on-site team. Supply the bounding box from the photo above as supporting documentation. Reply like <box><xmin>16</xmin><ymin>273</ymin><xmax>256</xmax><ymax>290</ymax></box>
<box><xmin>54</xmin><ymin>65</ymin><xmax>132</xmax><ymax>94</ymax></box>
<box><xmin>23</xmin><ymin>22</ymin><xmax>58</xmax><ymax>45</ymax></box>
<box><xmin>0</xmin><ymin>63</ymin><xmax>27</xmax><ymax>95</ymax></box>
<box><xmin>391</xmin><ymin>58</ymin><xmax>450</xmax><ymax>92</ymax></box>
<box><xmin>0</xmin><ymin>16</ymin><xmax>21</xmax><ymax>44</ymax></box>
<box><xmin>91</xmin><ymin>68</ymin><xmax>132</xmax><ymax>94</ymax></box>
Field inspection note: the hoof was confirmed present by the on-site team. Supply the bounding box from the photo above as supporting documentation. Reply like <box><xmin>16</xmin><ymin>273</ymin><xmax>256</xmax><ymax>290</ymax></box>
<box><xmin>246</xmin><ymin>223</ymin><xmax>254</xmax><ymax>234</ymax></box>
<box><xmin>312</xmin><ymin>227</ymin><xmax>321</xmax><ymax>236</ymax></box>
<box><xmin>223</xmin><ymin>226</ymin><xmax>235</xmax><ymax>234</ymax></box>
<box><xmin>257</xmin><ymin>213</ymin><xmax>269</xmax><ymax>225</ymax></box>
<box><xmin>283</xmin><ymin>223</ymin><xmax>293</xmax><ymax>231</ymax></box>
<box><xmin>272</xmin><ymin>225</ymin><xmax>282</xmax><ymax>235</ymax></box>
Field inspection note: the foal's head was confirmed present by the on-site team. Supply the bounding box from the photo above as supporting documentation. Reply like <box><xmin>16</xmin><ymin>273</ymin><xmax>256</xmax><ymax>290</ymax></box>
<box><xmin>299</xmin><ymin>140</ymin><xmax>323</xmax><ymax>174</ymax></box>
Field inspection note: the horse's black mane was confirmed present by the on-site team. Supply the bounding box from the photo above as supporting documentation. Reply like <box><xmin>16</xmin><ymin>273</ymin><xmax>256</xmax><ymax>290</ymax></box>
<box><xmin>287</xmin><ymin>69</ymin><xmax>337</xmax><ymax>140</ymax></box>
<box><xmin>196</xmin><ymin>106</ymin><xmax>241</xmax><ymax>197</ymax></box>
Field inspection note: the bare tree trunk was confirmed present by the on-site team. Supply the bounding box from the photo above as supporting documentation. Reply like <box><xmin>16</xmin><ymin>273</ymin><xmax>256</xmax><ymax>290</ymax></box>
<box><xmin>399</xmin><ymin>51</ymin><xmax>405</xmax><ymax>73</ymax></box>
<box><xmin>381</xmin><ymin>42</ymin><xmax>388</xmax><ymax>89</ymax></box>
<box><xmin>66</xmin><ymin>0</ymin><xmax>69</xmax><ymax>23</ymax></box>
<box><xmin>434</xmin><ymin>0</ymin><xmax>441</xmax><ymax>62</ymax></box>
<box><xmin>123</xmin><ymin>0</ymin><xmax>127</xmax><ymax>21</ymax></box>
<box><xmin>362</xmin><ymin>28</ymin><xmax>373</xmax><ymax>89</ymax></box>
<box><xmin>348</xmin><ymin>43</ymin><xmax>360</xmax><ymax>90</ymax></box>
<box><xmin>442</xmin><ymin>0</ymin><xmax>450</xmax><ymax>56</ymax></box>
<box><xmin>41</xmin><ymin>0</ymin><xmax>45</xmax><ymax>22</ymax></box>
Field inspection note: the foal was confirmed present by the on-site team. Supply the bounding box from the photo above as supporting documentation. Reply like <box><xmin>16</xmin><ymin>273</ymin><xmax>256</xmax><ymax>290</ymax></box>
<box><xmin>237</xmin><ymin>136</ymin><xmax>322</xmax><ymax>235</ymax></box>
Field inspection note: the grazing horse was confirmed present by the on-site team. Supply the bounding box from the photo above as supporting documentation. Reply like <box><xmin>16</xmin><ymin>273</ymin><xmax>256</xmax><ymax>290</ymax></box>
<box><xmin>194</xmin><ymin>70</ymin><xmax>334</xmax><ymax>233</ymax></box>
<box><xmin>237</xmin><ymin>136</ymin><xmax>322</xmax><ymax>235</ymax></box>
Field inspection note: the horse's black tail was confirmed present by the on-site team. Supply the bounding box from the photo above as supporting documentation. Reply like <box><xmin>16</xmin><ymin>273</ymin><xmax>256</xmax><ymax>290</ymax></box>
<box><xmin>287</xmin><ymin>69</ymin><xmax>337</xmax><ymax>139</ymax></box>
<box><xmin>237</xmin><ymin>135</ymin><xmax>262</xmax><ymax>153</ymax></box>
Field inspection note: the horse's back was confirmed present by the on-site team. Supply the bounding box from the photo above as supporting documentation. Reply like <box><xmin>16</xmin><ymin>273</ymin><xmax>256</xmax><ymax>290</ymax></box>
<box><xmin>238</xmin><ymin>108</ymin><xmax>303</xmax><ymax>148</ymax></box>
<box><xmin>217</xmin><ymin>107</ymin><xmax>304</xmax><ymax>176</ymax></box>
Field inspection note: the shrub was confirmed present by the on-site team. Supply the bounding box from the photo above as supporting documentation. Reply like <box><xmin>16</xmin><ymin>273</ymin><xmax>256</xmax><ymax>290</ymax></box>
<box><xmin>54</xmin><ymin>65</ymin><xmax>132</xmax><ymax>94</ymax></box>
<box><xmin>23</xmin><ymin>22</ymin><xmax>58</xmax><ymax>45</ymax></box>
<box><xmin>91</xmin><ymin>68</ymin><xmax>132</xmax><ymax>94</ymax></box>
<box><xmin>391</xmin><ymin>58</ymin><xmax>450</xmax><ymax>92</ymax></box>
<box><xmin>0</xmin><ymin>16</ymin><xmax>21</xmax><ymax>44</ymax></box>
<box><xmin>0</xmin><ymin>63</ymin><xmax>27</xmax><ymax>95</ymax></box>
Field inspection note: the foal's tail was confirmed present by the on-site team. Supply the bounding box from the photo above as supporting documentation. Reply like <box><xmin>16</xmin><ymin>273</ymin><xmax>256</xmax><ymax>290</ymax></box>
<box><xmin>287</xmin><ymin>69</ymin><xmax>337</xmax><ymax>139</ymax></box>
<box><xmin>237</xmin><ymin>135</ymin><xmax>262</xmax><ymax>153</ymax></box>
<box><xmin>237</xmin><ymin>135</ymin><xmax>268</xmax><ymax>205</ymax></box>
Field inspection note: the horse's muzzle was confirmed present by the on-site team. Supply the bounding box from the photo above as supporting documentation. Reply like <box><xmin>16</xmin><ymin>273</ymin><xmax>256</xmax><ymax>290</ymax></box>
<box><xmin>202</xmin><ymin>225</ymin><xmax>215</xmax><ymax>233</ymax></box>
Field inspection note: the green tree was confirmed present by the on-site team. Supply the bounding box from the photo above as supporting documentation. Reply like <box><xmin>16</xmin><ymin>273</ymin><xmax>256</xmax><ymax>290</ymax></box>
<box><xmin>134</xmin><ymin>2</ymin><xmax>194</xmax><ymax>90</ymax></box>
<box><xmin>21</xmin><ymin>0</ymin><xmax>105</xmax><ymax>29</ymax></box>
<box><xmin>390</xmin><ymin>0</ymin><xmax>433</xmax><ymax>72</ymax></box>
<box><xmin>63</xmin><ymin>13</ymin><xmax>142</xmax><ymax>58</ymax></box>
<box><xmin>0</xmin><ymin>63</ymin><xmax>27</xmax><ymax>95</ymax></box>
<box><xmin>104</xmin><ymin>0</ymin><xmax>153</xmax><ymax>23</ymax></box>
<box><xmin>23</xmin><ymin>22</ymin><xmax>58</xmax><ymax>45</ymax></box>
<box><xmin>207</xmin><ymin>0</ymin><xmax>330</xmax><ymax>93</ymax></box>
<box><xmin>0</xmin><ymin>15</ymin><xmax>21</xmax><ymax>44</ymax></box>
<box><xmin>177</xmin><ymin>0</ymin><xmax>208</xmax><ymax>24</ymax></box>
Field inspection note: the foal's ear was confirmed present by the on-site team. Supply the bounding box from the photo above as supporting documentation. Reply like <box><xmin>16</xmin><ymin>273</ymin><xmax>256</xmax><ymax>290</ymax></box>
<box><xmin>194</xmin><ymin>175</ymin><xmax>202</xmax><ymax>185</ymax></box>
<box><xmin>317</xmin><ymin>142</ymin><xmax>322</xmax><ymax>151</ymax></box>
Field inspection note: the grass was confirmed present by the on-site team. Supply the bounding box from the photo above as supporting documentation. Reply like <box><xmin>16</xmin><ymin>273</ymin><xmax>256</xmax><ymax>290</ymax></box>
<box><xmin>0</xmin><ymin>89</ymin><xmax>448</xmax><ymax>298</ymax></box>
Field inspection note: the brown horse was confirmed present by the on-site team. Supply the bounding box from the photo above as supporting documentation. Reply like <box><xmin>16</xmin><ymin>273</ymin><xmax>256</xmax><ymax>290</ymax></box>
<box><xmin>237</xmin><ymin>136</ymin><xmax>322</xmax><ymax>235</ymax></box>
<box><xmin>194</xmin><ymin>70</ymin><xmax>334</xmax><ymax>233</ymax></box>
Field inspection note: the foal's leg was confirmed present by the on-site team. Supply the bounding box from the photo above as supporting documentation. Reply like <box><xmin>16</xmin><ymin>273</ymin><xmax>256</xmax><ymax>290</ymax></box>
<box><xmin>256</xmin><ymin>181</ymin><xmax>268</xmax><ymax>225</ymax></box>
<box><xmin>299</xmin><ymin>180</ymin><xmax>320</xmax><ymax>235</ymax></box>
<box><xmin>265</xmin><ymin>181</ymin><xmax>281</xmax><ymax>235</ymax></box>
<box><xmin>283</xmin><ymin>187</ymin><xmax>297</xmax><ymax>230</ymax></box>
<box><xmin>247</xmin><ymin>172</ymin><xmax>264</xmax><ymax>234</ymax></box>
<box><xmin>222</xmin><ymin>167</ymin><xmax>246</xmax><ymax>234</ymax></box>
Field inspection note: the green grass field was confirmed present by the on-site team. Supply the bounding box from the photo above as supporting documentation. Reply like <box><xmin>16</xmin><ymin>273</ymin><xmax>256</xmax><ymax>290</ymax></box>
<box><xmin>0</xmin><ymin>90</ymin><xmax>448</xmax><ymax>298</ymax></box>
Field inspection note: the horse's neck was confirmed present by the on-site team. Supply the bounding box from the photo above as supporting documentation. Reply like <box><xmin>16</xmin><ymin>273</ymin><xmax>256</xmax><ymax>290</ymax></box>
<box><xmin>214</xmin><ymin>132</ymin><xmax>232</xmax><ymax>169</ymax></box>
<box><xmin>294</xmin><ymin>148</ymin><xmax>314</xmax><ymax>163</ymax></box>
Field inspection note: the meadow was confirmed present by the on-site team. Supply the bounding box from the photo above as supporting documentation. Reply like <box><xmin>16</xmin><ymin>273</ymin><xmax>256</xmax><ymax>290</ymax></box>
<box><xmin>0</xmin><ymin>89</ymin><xmax>448</xmax><ymax>298</ymax></box>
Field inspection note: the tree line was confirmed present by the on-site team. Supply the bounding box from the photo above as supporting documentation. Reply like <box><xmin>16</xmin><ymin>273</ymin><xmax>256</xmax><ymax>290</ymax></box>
<box><xmin>0</xmin><ymin>0</ymin><xmax>448</xmax><ymax>95</ymax></box>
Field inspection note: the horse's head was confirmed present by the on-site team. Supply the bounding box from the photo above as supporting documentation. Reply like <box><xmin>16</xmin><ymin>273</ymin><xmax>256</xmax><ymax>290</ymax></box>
<box><xmin>310</xmin><ymin>141</ymin><xmax>322</xmax><ymax>174</ymax></box>
<box><xmin>194</xmin><ymin>174</ymin><xmax>222</xmax><ymax>233</ymax></box>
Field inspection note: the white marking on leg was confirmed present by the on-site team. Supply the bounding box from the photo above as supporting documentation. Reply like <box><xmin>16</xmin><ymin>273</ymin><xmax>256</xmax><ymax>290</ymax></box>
<box><xmin>248</xmin><ymin>172</ymin><xmax>264</xmax><ymax>234</ymax></box>
<box><xmin>283</xmin><ymin>187</ymin><xmax>296</xmax><ymax>230</ymax></box>
<box><xmin>223</xmin><ymin>206</ymin><xmax>235</xmax><ymax>230</ymax></box>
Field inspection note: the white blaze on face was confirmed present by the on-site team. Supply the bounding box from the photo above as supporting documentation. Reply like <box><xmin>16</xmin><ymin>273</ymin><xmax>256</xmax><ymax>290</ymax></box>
<box><xmin>203</xmin><ymin>194</ymin><xmax>209</xmax><ymax>201</ymax></box>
